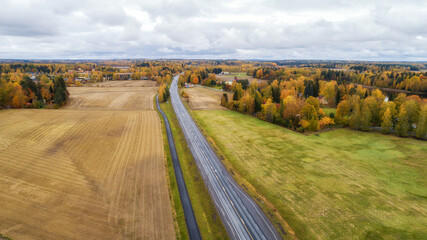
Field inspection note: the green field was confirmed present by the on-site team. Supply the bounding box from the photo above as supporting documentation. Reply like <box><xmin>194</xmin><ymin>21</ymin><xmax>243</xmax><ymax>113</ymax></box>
<box><xmin>322</xmin><ymin>107</ymin><xmax>336</xmax><ymax>115</ymax></box>
<box><xmin>216</xmin><ymin>72</ymin><xmax>250</xmax><ymax>78</ymax></box>
<box><xmin>193</xmin><ymin>110</ymin><xmax>427</xmax><ymax>240</ymax></box>
<box><xmin>226</xmin><ymin>72</ymin><xmax>248</xmax><ymax>77</ymax></box>
<box><xmin>160</xmin><ymin>101</ymin><xmax>229</xmax><ymax>239</ymax></box>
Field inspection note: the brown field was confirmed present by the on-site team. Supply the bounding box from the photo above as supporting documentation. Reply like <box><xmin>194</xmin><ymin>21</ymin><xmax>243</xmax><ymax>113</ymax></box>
<box><xmin>89</xmin><ymin>80</ymin><xmax>157</xmax><ymax>87</ymax></box>
<box><xmin>185</xmin><ymin>86</ymin><xmax>230</xmax><ymax>110</ymax></box>
<box><xmin>66</xmin><ymin>87</ymin><xmax>156</xmax><ymax>111</ymax></box>
<box><xmin>0</xmin><ymin>86</ymin><xmax>176</xmax><ymax>240</ymax></box>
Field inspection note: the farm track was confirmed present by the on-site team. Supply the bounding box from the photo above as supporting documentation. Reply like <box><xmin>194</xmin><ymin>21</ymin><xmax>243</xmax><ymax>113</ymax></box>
<box><xmin>0</xmin><ymin>85</ymin><xmax>175</xmax><ymax>240</ymax></box>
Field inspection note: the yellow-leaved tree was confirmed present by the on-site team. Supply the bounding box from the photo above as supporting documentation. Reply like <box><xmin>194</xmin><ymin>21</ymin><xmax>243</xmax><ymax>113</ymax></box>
<box><xmin>11</xmin><ymin>83</ymin><xmax>28</xmax><ymax>108</ymax></box>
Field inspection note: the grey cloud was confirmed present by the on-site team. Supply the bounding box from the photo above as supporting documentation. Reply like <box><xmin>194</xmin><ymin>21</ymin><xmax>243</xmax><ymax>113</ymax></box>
<box><xmin>0</xmin><ymin>0</ymin><xmax>426</xmax><ymax>60</ymax></box>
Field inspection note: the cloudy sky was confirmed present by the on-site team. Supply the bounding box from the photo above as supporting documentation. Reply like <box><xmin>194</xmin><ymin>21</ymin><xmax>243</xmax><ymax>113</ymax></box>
<box><xmin>0</xmin><ymin>0</ymin><xmax>426</xmax><ymax>60</ymax></box>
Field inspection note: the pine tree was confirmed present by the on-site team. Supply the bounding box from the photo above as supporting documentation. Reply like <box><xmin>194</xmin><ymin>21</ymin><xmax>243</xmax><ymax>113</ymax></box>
<box><xmin>221</xmin><ymin>93</ymin><xmax>228</xmax><ymax>107</ymax></box>
<box><xmin>254</xmin><ymin>91</ymin><xmax>262</xmax><ymax>113</ymax></box>
<box><xmin>232</xmin><ymin>83</ymin><xmax>243</xmax><ymax>101</ymax></box>
<box><xmin>314</xmin><ymin>78</ymin><xmax>319</xmax><ymax>97</ymax></box>
<box><xmin>336</xmin><ymin>87</ymin><xmax>341</xmax><ymax>105</ymax></box>
<box><xmin>54</xmin><ymin>86</ymin><xmax>65</xmax><ymax>106</ymax></box>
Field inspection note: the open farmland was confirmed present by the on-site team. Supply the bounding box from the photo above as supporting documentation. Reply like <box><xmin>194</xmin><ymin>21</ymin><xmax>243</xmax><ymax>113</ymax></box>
<box><xmin>90</xmin><ymin>80</ymin><xmax>157</xmax><ymax>87</ymax></box>
<box><xmin>0</xmin><ymin>85</ymin><xmax>176</xmax><ymax>239</ymax></box>
<box><xmin>215</xmin><ymin>72</ymin><xmax>267</xmax><ymax>83</ymax></box>
<box><xmin>192</xmin><ymin>109</ymin><xmax>427</xmax><ymax>240</ymax></box>
<box><xmin>185</xmin><ymin>86</ymin><xmax>230</xmax><ymax>110</ymax></box>
<box><xmin>66</xmin><ymin>87</ymin><xmax>156</xmax><ymax>110</ymax></box>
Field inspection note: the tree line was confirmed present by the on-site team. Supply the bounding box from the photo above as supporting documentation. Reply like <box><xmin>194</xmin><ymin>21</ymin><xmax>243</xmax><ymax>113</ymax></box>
<box><xmin>0</xmin><ymin>74</ymin><xmax>68</xmax><ymax>109</ymax></box>
<box><xmin>249</xmin><ymin>66</ymin><xmax>427</xmax><ymax>93</ymax></box>
<box><xmin>179</xmin><ymin>67</ymin><xmax>427</xmax><ymax>140</ymax></box>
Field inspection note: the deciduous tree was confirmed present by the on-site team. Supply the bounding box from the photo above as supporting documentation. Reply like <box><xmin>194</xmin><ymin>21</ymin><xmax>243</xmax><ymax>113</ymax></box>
<box><xmin>11</xmin><ymin>84</ymin><xmax>27</xmax><ymax>108</ymax></box>
<box><xmin>416</xmin><ymin>105</ymin><xmax>427</xmax><ymax>139</ymax></box>
<box><xmin>381</xmin><ymin>107</ymin><xmax>393</xmax><ymax>134</ymax></box>
<box><xmin>396</xmin><ymin>105</ymin><xmax>409</xmax><ymax>137</ymax></box>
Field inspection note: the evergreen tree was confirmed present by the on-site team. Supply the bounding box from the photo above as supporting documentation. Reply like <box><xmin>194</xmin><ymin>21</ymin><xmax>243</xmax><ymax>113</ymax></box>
<box><xmin>221</xmin><ymin>93</ymin><xmax>228</xmax><ymax>107</ymax></box>
<box><xmin>232</xmin><ymin>89</ymin><xmax>239</xmax><ymax>101</ymax></box>
<box><xmin>335</xmin><ymin>87</ymin><xmax>341</xmax><ymax>105</ymax></box>
<box><xmin>54</xmin><ymin>85</ymin><xmax>66</xmax><ymax>106</ymax></box>
<box><xmin>254</xmin><ymin>91</ymin><xmax>262</xmax><ymax>113</ymax></box>
<box><xmin>303</xmin><ymin>80</ymin><xmax>315</xmax><ymax>98</ymax></box>
<box><xmin>314</xmin><ymin>78</ymin><xmax>320</xmax><ymax>97</ymax></box>
<box><xmin>272</xmin><ymin>86</ymin><xmax>280</xmax><ymax>103</ymax></box>
<box><xmin>232</xmin><ymin>83</ymin><xmax>243</xmax><ymax>101</ymax></box>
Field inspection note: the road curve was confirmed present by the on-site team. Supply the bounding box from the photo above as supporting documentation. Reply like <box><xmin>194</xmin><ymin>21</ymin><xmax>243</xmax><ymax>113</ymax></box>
<box><xmin>170</xmin><ymin>75</ymin><xmax>282</xmax><ymax>240</ymax></box>
<box><xmin>156</xmin><ymin>95</ymin><xmax>202</xmax><ymax>240</ymax></box>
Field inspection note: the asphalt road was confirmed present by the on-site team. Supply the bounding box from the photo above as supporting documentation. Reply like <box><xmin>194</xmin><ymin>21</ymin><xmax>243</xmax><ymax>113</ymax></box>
<box><xmin>156</xmin><ymin>95</ymin><xmax>201</xmax><ymax>240</ymax></box>
<box><xmin>170</xmin><ymin>75</ymin><xmax>282</xmax><ymax>240</ymax></box>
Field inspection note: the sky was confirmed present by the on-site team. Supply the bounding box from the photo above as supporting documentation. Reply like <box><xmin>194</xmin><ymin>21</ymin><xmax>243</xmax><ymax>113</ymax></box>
<box><xmin>0</xmin><ymin>0</ymin><xmax>426</xmax><ymax>60</ymax></box>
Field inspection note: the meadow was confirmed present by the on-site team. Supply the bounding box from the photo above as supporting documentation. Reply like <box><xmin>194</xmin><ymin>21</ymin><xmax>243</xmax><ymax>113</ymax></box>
<box><xmin>193</xmin><ymin>109</ymin><xmax>427</xmax><ymax>240</ymax></box>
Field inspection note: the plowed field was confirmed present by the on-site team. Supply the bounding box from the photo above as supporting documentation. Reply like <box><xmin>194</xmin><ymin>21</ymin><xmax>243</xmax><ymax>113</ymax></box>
<box><xmin>0</xmin><ymin>86</ymin><xmax>175</xmax><ymax>240</ymax></box>
<box><xmin>91</xmin><ymin>80</ymin><xmax>157</xmax><ymax>87</ymax></box>
<box><xmin>66</xmin><ymin>87</ymin><xmax>156</xmax><ymax>110</ymax></box>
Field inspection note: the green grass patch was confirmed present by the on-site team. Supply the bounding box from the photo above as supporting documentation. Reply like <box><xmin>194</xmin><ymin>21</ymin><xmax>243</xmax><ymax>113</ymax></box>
<box><xmin>161</xmin><ymin>101</ymin><xmax>229</xmax><ymax>240</ymax></box>
<box><xmin>321</xmin><ymin>107</ymin><xmax>336</xmax><ymax>115</ymax></box>
<box><xmin>156</xmin><ymin>100</ymin><xmax>189</xmax><ymax>240</ymax></box>
<box><xmin>193</xmin><ymin>110</ymin><xmax>427</xmax><ymax>240</ymax></box>
<box><xmin>201</xmin><ymin>85</ymin><xmax>223</xmax><ymax>90</ymax></box>
<box><xmin>217</xmin><ymin>72</ymin><xmax>250</xmax><ymax>78</ymax></box>
<box><xmin>0</xmin><ymin>233</ymin><xmax>12</xmax><ymax>240</ymax></box>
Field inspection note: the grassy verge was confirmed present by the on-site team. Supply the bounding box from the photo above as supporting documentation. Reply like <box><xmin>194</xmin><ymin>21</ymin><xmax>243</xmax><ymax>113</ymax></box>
<box><xmin>183</xmin><ymin>102</ymin><xmax>293</xmax><ymax>240</ymax></box>
<box><xmin>155</xmin><ymin>97</ymin><xmax>189</xmax><ymax>240</ymax></box>
<box><xmin>0</xmin><ymin>233</ymin><xmax>12</xmax><ymax>240</ymax></box>
<box><xmin>160</xmin><ymin>100</ymin><xmax>229</xmax><ymax>239</ymax></box>
<box><xmin>192</xmin><ymin>110</ymin><xmax>427</xmax><ymax>240</ymax></box>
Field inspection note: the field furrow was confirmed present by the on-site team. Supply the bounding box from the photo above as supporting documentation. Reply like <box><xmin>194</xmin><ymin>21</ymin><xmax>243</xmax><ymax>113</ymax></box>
<box><xmin>0</xmin><ymin>84</ymin><xmax>175</xmax><ymax>240</ymax></box>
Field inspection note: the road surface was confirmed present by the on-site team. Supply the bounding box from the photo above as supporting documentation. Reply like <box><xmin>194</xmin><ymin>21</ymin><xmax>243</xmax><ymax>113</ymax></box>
<box><xmin>156</xmin><ymin>95</ymin><xmax>201</xmax><ymax>240</ymax></box>
<box><xmin>170</xmin><ymin>75</ymin><xmax>282</xmax><ymax>240</ymax></box>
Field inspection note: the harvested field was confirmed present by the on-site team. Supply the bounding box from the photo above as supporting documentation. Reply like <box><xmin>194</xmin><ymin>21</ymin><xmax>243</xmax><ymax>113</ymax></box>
<box><xmin>90</xmin><ymin>80</ymin><xmax>157</xmax><ymax>87</ymax></box>
<box><xmin>0</xmin><ymin>85</ymin><xmax>175</xmax><ymax>240</ymax></box>
<box><xmin>185</xmin><ymin>86</ymin><xmax>230</xmax><ymax>110</ymax></box>
<box><xmin>66</xmin><ymin>87</ymin><xmax>156</xmax><ymax>110</ymax></box>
